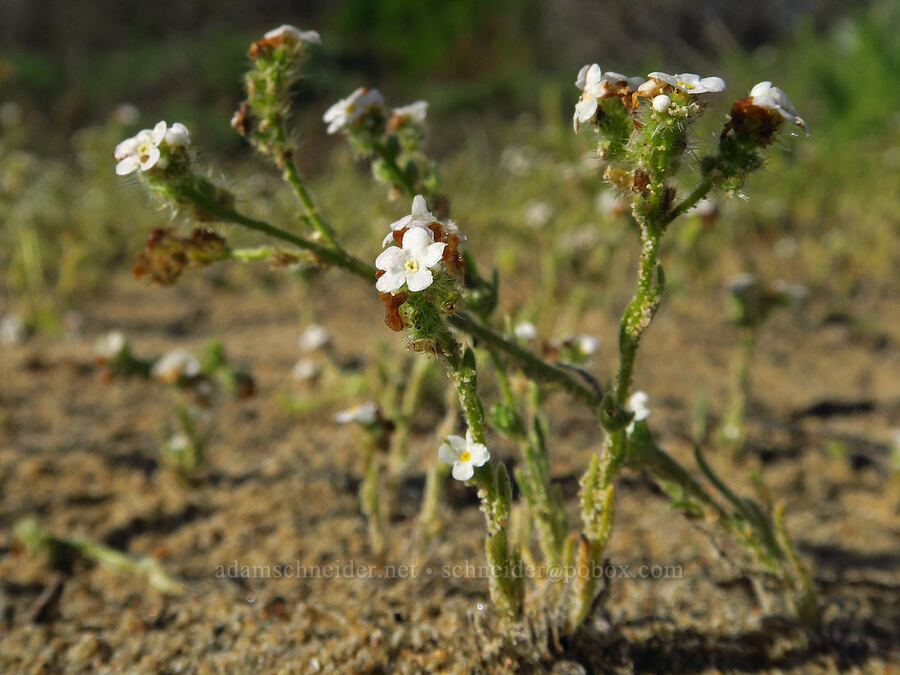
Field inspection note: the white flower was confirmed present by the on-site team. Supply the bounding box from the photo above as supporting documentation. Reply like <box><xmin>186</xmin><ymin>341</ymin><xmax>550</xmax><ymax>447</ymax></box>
<box><xmin>514</xmin><ymin>321</ymin><xmax>537</xmax><ymax>340</ymax></box>
<box><xmin>291</xmin><ymin>358</ymin><xmax>321</xmax><ymax>381</ymax></box>
<box><xmin>334</xmin><ymin>402</ymin><xmax>379</xmax><ymax>425</ymax></box>
<box><xmin>114</xmin><ymin>121</ymin><xmax>167</xmax><ymax>175</ymax></box>
<box><xmin>0</xmin><ymin>314</ymin><xmax>25</xmax><ymax>345</ymax></box>
<box><xmin>574</xmin><ymin>64</ymin><xmax>644</xmax><ymax>131</ymax></box>
<box><xmin>576</xmin><ymin>334</ymin><xmax>599</xmax><ymax>356</ymax></box>
<box><xmin>392</xmin><ymin>100</ymin><xmax>428</xmax><ymax>123</ymax></box>
<box><xmin>322</xmin><ymin>87</ymin><xmax>385</xmax><ymax>134</ymax></box>
<box><xmin>525</xmin><ymin>201</ymin><xmax>553</xmax><ymax>228</ymax></box>
<box><xmin>728</xmin><ymin>273</ymin><xmax>758</xmax><ymax>294</ymax></box>
<box><xmin>299</xmin><ymin>324</ymin><xmax>330</xmax><ymax>352</ymax></box>
<box><xmin>166</xmin><ymin>433</ymin><xmax>191</xmax><ymax>453</ymax></box>
<box><xmin>263</xmin><ymin>24</ymin><xmax>321</xmax><ymax>43</ymax></box>
<box><xmin>375</xmin><ymin>227</ymin><xmax>446</xmax><ymax>294</ymax></box>
<box><xmin>439</xmin><ymin>430</ymin><xmax>490</xmax><ymax>481</ymax></box>
<box><xmin>647</xmin><ymin>72</ymin><xmax>726</xmax><ymax>95</ymax></box>
<box><xmin>164</xmin><ymin>122</ymin><xmax>190</xmax><ymax>147</ymax></box>
<box><xmin>749</xmin><ymin>81</ymin><xmax>807</xmax><ymax>133</ymax></box>
<box><xmin>652</xmin><ymin>94</ymin><xmax>672</xmax><ymax>113</ymax></box>
<box><xmin>626</xmin><ymin>391</ymin><xmax>650</xmax><ymax>434</ymax></box>
<box><xmin>94</xmin><ymin>330</ymin><xmax>126</xmax><ymax>359</ymax></box>
<box><xmin>152</xmin><ymin>348</ymin><xmax>201</xmax><ymax>383</ymax></box>
<box><xmin>383</xmin><ymin>194</ymin><xmax>436</xmax><ymax>245</ymax></box>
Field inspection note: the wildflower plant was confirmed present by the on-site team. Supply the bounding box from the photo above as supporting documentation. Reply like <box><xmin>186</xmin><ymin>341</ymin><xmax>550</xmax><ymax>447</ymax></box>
<box><xmin>114</xmin><ymin>27</ymin><xmax>820</xmax><ymax>629</ymax></box>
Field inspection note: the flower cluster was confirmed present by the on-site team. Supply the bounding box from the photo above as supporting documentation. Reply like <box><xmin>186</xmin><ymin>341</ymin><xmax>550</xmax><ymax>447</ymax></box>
<box><xmin>323</xmin><ymin>88</ymin><xmax>387</xmax><ymax>135</ymax></box>
<box><xmin>114</xmin><ymin>121</ymin><xmax>190</xmax><ymax>176</ymax></box>
<box><xmin>132</xmin><ymin>227</ymin><xmax>229</xmax><ymax>285</ymax></box>
<box><xmin>374</xmin><ymin>195</ymin><xmax>466</xmax><ymax>333</ymax></box>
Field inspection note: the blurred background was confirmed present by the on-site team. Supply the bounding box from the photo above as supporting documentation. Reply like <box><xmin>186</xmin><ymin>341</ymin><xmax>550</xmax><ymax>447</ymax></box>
<box><xmin>0</xmin><ymin>0</ymin><xmax>897</xmax><ymax>332</ymax></box>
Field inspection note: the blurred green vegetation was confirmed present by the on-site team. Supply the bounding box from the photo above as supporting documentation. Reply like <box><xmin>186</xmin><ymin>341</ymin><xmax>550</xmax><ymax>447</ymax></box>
<box><xmin>0</xmin><ymin>1</ymin><xmax>896</xmax><ymax>335</ymax></box>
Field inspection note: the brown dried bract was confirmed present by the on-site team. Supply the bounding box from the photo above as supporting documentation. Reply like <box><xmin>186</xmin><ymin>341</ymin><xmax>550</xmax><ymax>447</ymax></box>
<box><xmin>378</xmin><ymin>285</ymin><xmax>409</xmax><ymax>332</ymax></box>
<box><xmin>633</xmin><ymin>170</ymin><xmax>650</xmax><ymax>194</ymax></box>
<box><xmin>133</xmin><ymin>228</ymin><xmax>228</xmax><ymax>285</ymax></box>
<box><xmin>231</xmin><ymin>102</ymin><xmax>252</xmax><ymax>137</ymax></box>
<box><xmin>722</xmin><ymin>97</ymin><xmax>778</xmax><ymax>146</ymax></box>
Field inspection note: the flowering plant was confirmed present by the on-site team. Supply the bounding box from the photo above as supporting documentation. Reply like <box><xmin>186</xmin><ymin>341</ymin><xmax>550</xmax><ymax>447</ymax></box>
<box><xmin>114</xmin><ymin>27</ymin><xmax>818</xmax><ymax>628</ymax></box>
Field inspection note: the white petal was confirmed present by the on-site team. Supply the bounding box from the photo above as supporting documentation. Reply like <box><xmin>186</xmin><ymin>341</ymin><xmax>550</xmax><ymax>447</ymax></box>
<box><xmin>420</xmin><ymin>241</ymin><xmax>446</xmax><ymax>268</ymax></box>
<box><xmin>575</xmin><ymin>64</ymin><xmax>591</xmax><ymax>89</ymax></box>
<box><xmin>389</xmin><ymin>214</ymin><xmax>414</xmax><ymax>231</ymax></box>
<box><xmin>698</xmin><ymin>76</ymin><xmax>726</xmax><ymax>93</ymax></box>
<box><xmin>452</xmin><ymin>461</ymin><xmax>475</xmax><ymax>481</ymax></box>
<box><xmin>115</xmin><ymin>155</ymin><xmax>141</xmax><ymax>175</ymax></box>
<box><xmin>151</xmin><ymin>121</ymin><xmax>167</xmax><ymax>145</ymax></box>
<box><xmin>750</xmin><ymin>81</ymin><xmax>772</xmax><ymax>98</ymax></box>
<box><xmin>375</xmin><ymin>272</ymin><xmax>405</xmax><ymax>294</ymax></box>
<box><xmin>381</xmin><ymin>231</ymin><xmax>396</xmax><ymax>247</ymax></box>
<box><xmin>411</xmin><ymin>194</ymin><xmax>428</xmax><ymax>215</ymax></box>
<box><xmin>405</xmin><ymin>268</ymin><xmax>434</xmax><ymax>292</ymax></box>
<box><xmin>375</xmin><ymin>246</ymin><xmax>407</xmax><ymax>272</ymax></box>
<box><xmin>139</xmin><ymin>147</ymin><xmax>161</xmax><ymax>170</ymax></box>
<box><xmin>585</xmin><ymin>63</ymin><xmax>604</xmax><ymax>89</ymax></box>
<box><xmin>438</xmin><ymin>440</ymin><xmax>459</xmax><ymax>465</ymax></box>
<box><xmin>401</xmin><ymin>226</ymin><xmax>434</xmax><ymax>253</ymax></box>
<box><xmin>165</xmin><ymin>122</ymin><xmax>190</xmax><ymax>146</ymax></box>
<box><xmin>114</xmin><ymin>137</ymin><xmax>138</xmax><ymax>160</ymax></box>
<box><xmin>468</xmin><ymin>443</ymin><xmax>490</xmax><ymax>467</ymax></box>
<box><xmin>574</xmin><ymin>97</ymin><xmax>598</xmax><ymax>124</ymax></box>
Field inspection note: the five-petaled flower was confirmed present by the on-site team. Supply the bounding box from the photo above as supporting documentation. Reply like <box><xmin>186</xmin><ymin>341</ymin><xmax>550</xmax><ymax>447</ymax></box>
<box><xmin>263</xmin><ymin>24</ymin><xmax>321</xmax><ymax>44</ymax></box>
<box><xmin>114</xmin><ymin>121</ymin><xmax>167</xmax><ymax>175</ymax></box>
<box><xmin>323</xmin><ymin>87</ymin><xmax>385</xmax><ymax>134</ymax></box>
<box><xmin>638</xmin><ymin>71</ymin><xmax>725</xmax><ymax>98</ymax></box>
<box><xmin>626</xmin><ymin>390</ymin><xmax>650</xmax><ymax>433</ymax></box>
<box><xmin>749</xmin><ymin>81</ymin><xmax>807</xmax><ymax>134</ymax></box>
<box><xmin>334</xmin><ymin>402</ymin><xmax>379</xmax><ymax>425</ymax></box>
<box><xmin>574</xmin><ymin>64</ymin><xmax>644</xmax><ymax>131</ymax></box>
<box><xmin>152</xmin><ymin>348</ymin><xmax>201</xmax><ymax>384</ymax></box>
<box><xmin>392</xmin><ymin>100</ymin><xmax>428</xmax><ymax>124</ymax></box>
<box><xmin>439</xmin><ymin>430</ymin><xmax>490</xmax><ymax>481</ymax></box>
<box><xmin>375</xmin><ymin>227</ymin><xmax>446</xmax><ymax>294</ymax></box>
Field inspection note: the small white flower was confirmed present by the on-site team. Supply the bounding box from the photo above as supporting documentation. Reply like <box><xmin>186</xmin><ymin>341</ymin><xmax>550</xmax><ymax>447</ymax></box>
<box><xmin>392</xmin><ymin>100</ymin><xmax>428</xmax><ymax>123</ymax></box>
<box><xmin>166</xmin><ymin>432</ymin><xmax>191</xmax><ymax>453</ymax></box>
<box><xmin>652</xmin><ymin>94</ymin><xmax>672</xmax><ymax>113</ymax></box>
<box><xmin>322</xmin><ymin>87</ymin><xmax>385</xmax><ymax>134</ymax></box>
<box><xmin>626</xmin><ymin>391</ymin><xmax>650</xmax><ymax>434</ymax></box>
<box><xmin>647</xmin><ymin>71</ymin><xmax>726</xmax><ymax>95</ymax></box>
<box><xmin>514</xmin><ymin>321</ymin><xmax>537</xmax><ymax>341</ymax></box>
<box><xmin>573</xmin><ymin>64</ymin><xmax>644</xmax><ymax>131</ymax></box>
<box><xmin>749</xmin><ymin>81</ymin><xmax>807</xmax><ymax>133</ymax></box>
<box><xmin>525</xmin><ymin>201</ymin><xmax>553</xmax><ymax>228</ymax></box>
<box><xmin>152</xmin><ymin>348</ymin><xmax>201</xmax><ymax>383</ymax></box>
<box><xmin>728</xmin><ymin>273</ymin><xmax>758</xmax><ymax>294</ymax></box>
<box><xmin>375</xmin><ymin>227</ymin><xmax>446</xmax><ymax>294</ymax></box>
<box><xmin>164</xmin><ymin>122</ymin><xmax>190</xmax><ymax>147</ymax></box>
<box><xmin>334</xmin><ymin>402</ymin><xmax>379</xmax><ymax>425</ymax></box>
<box><xmin>439</xmin><ymin>430</ymin><xmax>490</xmax><ymax>481</ymax></box>
<box><xmin>299</xmin><ymin>324</ymin><xmax>330</xmax><ymax>352</ymax></box>
<box><xmin>0</xmin><ymin>314</ymin><xmax>26</xmax><ymax>345</ymax></box>
<box><xmin>111</xmin><ymin>103</ymin><xmax>139</xmax><ymax>126</ymax></box>
<box><xmin>263</xmin><ymin>24</ymin><xmax>321</xmax><ymax>44</ymax></box>
<box><xmin>94</xmin><ymin>330</ymin><xmax>126</xmax><ymax>359</ymax></box>
<box><xmin>576</xmin><ymin>334</ymin><xmax>599</xmax><ymax>356</ymax></box>
<box><xmin>114</xmin><ymin>121</ymin><xmax>167</xmax><ymax>175</ymax></box>
<box><xmin>383</xmin><ymin>194</ymin><xmax>436</xmax><ymax>245</ymax></box>
<box><xmin>291</xmin><ymin>358</ymin><xmax>321</xmax><ymax>382</ymax></box>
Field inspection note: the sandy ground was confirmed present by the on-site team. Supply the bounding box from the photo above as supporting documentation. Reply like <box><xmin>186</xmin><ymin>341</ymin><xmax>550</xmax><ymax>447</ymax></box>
<box><xmin>0</xmin><ymin>266</ymin><xmax>898</xmax><ymax>673</ymax></box>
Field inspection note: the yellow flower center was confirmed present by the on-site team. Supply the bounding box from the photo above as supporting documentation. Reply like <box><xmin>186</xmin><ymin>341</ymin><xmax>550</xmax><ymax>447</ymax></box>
<box><xmin>346</xmin><ymin>103</ymin><xmax>356</xmax><ymax>114</ymax></box>
<box><xmin>677</xmin><ymin>80</ymin><xmax>695</xmax><ymax>90</ymax></box>
<box><xmin>404</xmin><ymin>259</ymin><xmax>420</xmax><ymax>274</ymax></box>
<box><xmin>459</xmin><ymin>451</ymin><xmax>471</xmax><ymax>462</ymax></box>
<box><xmin>138</xmin><ymin>143</ymin><xmax>151</xmax><ymax>162</ymax></box>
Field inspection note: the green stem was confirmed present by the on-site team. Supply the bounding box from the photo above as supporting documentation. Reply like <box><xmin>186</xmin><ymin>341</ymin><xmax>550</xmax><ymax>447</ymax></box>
<box><xmin>273</xmin><ymin>127</ymin><xmax>339</xmax><ymax>247</ymax></box>
<box><xmin>665</xmin><ymin>177</ymin><xmax>713</xmax><ymax>227</ymax></box>
<box><xmin>180</xmin><ymin>184</ymin><xmax>375</xmax><ymax>279</ymax></box>
<box><xmin>448</xmin><ymin>312</ymin><xmax>602</xmax><ymax>409</ymax></box>
<box><xmin>373</xmin><ymin>141</ymin><xmax>417</xmax><ymax>198</ymax></box>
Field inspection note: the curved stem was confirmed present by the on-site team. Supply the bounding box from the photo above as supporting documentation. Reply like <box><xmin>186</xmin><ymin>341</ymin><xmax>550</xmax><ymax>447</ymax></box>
<box><xmin>372</xmin><ymin>141</ymin><xmax>417</xmax><ymax>198</ymax></box>
<box><xmin>665</xmin><ymin>177</ymin><xmax>713</xmax><ymax>226</ymax></box>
